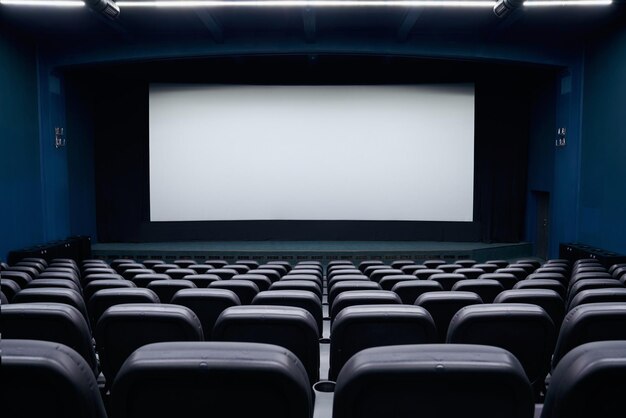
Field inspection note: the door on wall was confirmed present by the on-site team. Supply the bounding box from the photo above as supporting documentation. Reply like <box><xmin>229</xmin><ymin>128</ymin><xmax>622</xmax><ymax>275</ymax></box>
<box><xmin>534</xmin><ymin>191</ymin><xmax>550</xmax><ymax>260</ymax></box>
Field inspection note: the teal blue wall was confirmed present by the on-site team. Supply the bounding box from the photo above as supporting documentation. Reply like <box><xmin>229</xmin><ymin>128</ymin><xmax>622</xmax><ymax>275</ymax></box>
<box><xmin>0</xmin><ymin>32</ymin><xmax>44</xmax><ymax>261</ymax></box>
<box><xmin>578</xmin><ymin>25</ymin><xmax>626</xmax><ymax>253</ymax></box>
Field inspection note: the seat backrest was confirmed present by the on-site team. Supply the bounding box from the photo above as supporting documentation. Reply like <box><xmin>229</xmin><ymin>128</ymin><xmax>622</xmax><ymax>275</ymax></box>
<box><xmin>164</xmin><ymin>268</ymin><xmax>196</xmax><ymax>280</ymax></box>
<box><xmin>171</xmin><ymin>288</ymin><xmax>241</xmax><ymax>339</ymax></box>
<box><xmin>327</xmin><ymin>274</ymin><xmax>369</xmax><ymax>290</ymax></box>
<box><xmin>514</xmin><ymin>278</ymin><xmax>566</xmax><ymax>298</ymax></box>
<box><xmin>1</xmin><ymin>303</ymin><xmax>98</xmax><ymax>375</ymax></box>
<box><xmin>428</xmin><ymin>273</ymin><xmax>467</xmax><ymax>291</ymax></box>
<box><xmin>454</xmin><ymin>268</ymin><xmax>485</xmax><ymax>280</ymax></box>
<box><xmin>378</xmin><ymin>274</ymin><xmax>420</xmax><ymax>291</ymax></box>
<box><xmin>447</xmin><ymin>303</ymin><xmax>556</xmax><ymax>391</ymax></box>
<box><xmin>1</xmin><ymin>278</ymin><xmax>21</xmax><ymax>301</ymax></box>
<box><xmin>110</xmin><ymin>341</ymin><xmax>311</xmax><ymax>418</ymax></box>
<box><xmin>566</xmin><ymin>278</ymin><xmax>623</xmax><ymax>308</ymax></box>
<box><xmin>252</xmin><ymin>290</ymin><xmax>323</xmax><ymax>334</ymax></box>
<box><xmin>13</xmin><ymin>287</ymin><xmax>90</xmax><ymax>329</ymax></box>
<box><xmin>333</xmin><ymin>344</ymin><xmax>533</xmax><ymax>418</ymax></box>
<box><xmin>147</xmin><ymin>279</ymin><xmax>197</xmax><ymax>303</ymax></box>
<box><xmin>269</xmin><ymin>280</ymin><xmax>322</xmax><ymax>300</ymax></box>
<box><xmin>88</xmin><ymin>287</ymin><xmax>160</xmax><ymax>328</ymax></box>
<box><xmin>83</xmin><ymin>279</ymin><xmax>135</xmax><ymax>303</ymax></box>
<box><xmin>329</xmin><ymin>281</ymin><xmax>381</xmax><ymax>308</ymax></box>
<box><xmin>494</xmin><ymin>289</ymin><xmax>565</xmax><ymax>329</ymax></box>
<box><xmin>330</xmin><ymin>290</ymin><xmax>401</xmax><ymax>323</ymax></box>
<box><xmin>83</xmin><ymin>272</ymin><xmax>124</xmax><ymax>285</ymax></box>
<box><xmin>415</xmin><ymin>291</ymin><xmax>483</xmax><ymax>342</ymax></box>
<box><xmin>451</xmin><ymin>279</ymin><xmax>504</xmax><ymax>303</ymax></box>
<box><xmin>209</xmin><ymin>280</ymin><xmax>260</xmax><ymax>304</ymax></box>
<box><xmin>233</xmin><ymin>274</ymin><xmax>273</xmax><ymax>291</ymax></box>
<box><xmin>551</xmin><ymin>302</ymin><xmax>626</xmax><ymax>369</ymax></box>
<box><xmin>213</xmin><ymin>305</ymin><xmax>319</xmax><ymax>385</ymax></box>
<box><xmin>2</xmin><ymin>271</ymin><xmax>32</xmax><ymax>288</ymax></box>
<box><xmin>369</xmin><ymin>269</ymin><xmax>404</xmax><ymax>283</ymax></box>
<box><xmin>28</xmin><ymin>278</ymin><xmax>82</xmax><ymax>293</ymax></box>
<box><xmin>568</xmin><ymin>288</ymin><xmax>626</xmax><ymax>310</ymax></box>
<box><xmin>330</xmin><ymin>305</ymin><xmax>437</xmax><ymax>380</ymax></box>
<box><xmin>541</xmin><ymin>341</ymin><xmax>626</xmax><ymax>418</ymax></box>
<box><xmin>95</xmin><ymin>303</ymin><xmax>203</xmax><ymax>384</ymax></box>
<box><xmin>391</xmin><ymin>280</ymin><xmax>443</xmax><ymax>304</ymax></box>
<box><xmin>479</xmin><ymin>273</ymin><xmax>519</xmax><ymax>290</ymax></box>
<box><xmin>1</xmin><ymin>339</ymin><xmax>107</xmax><ymax>418</ymax></box>
<box><xmin>131</xmin><ymin>273</ymin><xmax>171</xmax><ymax>287</ymax></box>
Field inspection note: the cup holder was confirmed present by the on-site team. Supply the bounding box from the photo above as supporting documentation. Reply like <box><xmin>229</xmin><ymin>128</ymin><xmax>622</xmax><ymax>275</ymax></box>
<box><xmin>313</xmin><ymin>380</ymin><xmax>336</xmax><ymax>393</ymax></box>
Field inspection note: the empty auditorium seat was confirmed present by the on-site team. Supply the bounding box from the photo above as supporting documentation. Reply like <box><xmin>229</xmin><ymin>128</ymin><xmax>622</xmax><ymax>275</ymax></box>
<box><xmin>83</xmin><ymin>279</ymin><xmax>136</xmax><ymax>303</ymax></box>
<box><xmin>447</xmin><ymin>304</ymin><xmax>555</xmax><ymax>392</ymax></box>
<box><xmin>496</xmin><ymin>267</ymin><xmax>528</xmax><ymax>281</ymax></box>
<box><xmin>13</xmin><ymin>287</ymin><xmax>90</xmax><ymax>328</ymax></box>
<box><xmin>568</xmin><ymin>288</ymin><xmax>626</xmax><ymax>310</ymax></box>
<box><xmin>329</xmin><ymin>281</ymin><xmax>381</xmax><ymax>308</ymax></box>
<box><xmin>115</xmin><ymin>263</ymin><xmax>145</xmax><ymax>274</ymax></box>
<box><xmin>163</xmin><ymin>268</ymin><xmax>196</xmax><ymax>280</ymax></box>
<box><xmin>437</xmin><ymin>263</ymin><xmax>463</xmax><ymax>273</ymax></box>
<box><xmin>363</xmin><ymin>265</ymin><xmax>390</xmax><ymax>277</ymax></box>
<box><xmin>182</xmin><ymin>273</ymin><xmax>221</xmax><ymax>288</ymax></box>
<box><xmin>378</xmin><ymin>274</ymin><xmax>420</xmax><ymax>291</ymax></box>
<box><xmin>26</xmin><ymin>278</ymin><xmax>81</xmax><ymax>293</ymax></box>
<box><xmin>1</xmin><ymin>303</ymin><xmax>98</xmax><ymax>375</ymax></box>
<box><xmin>22</xmin><ymin>257</ymin><xmax>48</xmax><ymax>267</ymax></box>
<box><xmin>270</xmin><ymin>279</ymin><xmax>322</xmax><ymax>300</ymax></box>
<box><xmin>173</xmin><ymin>259</ymin><xmax>196</xmax><ymax>268</ymax></box>
<box><xmin>423</xmin><ymin>259</ymin><xmax>447</xmax><ymax>269</ymax></box>
<box><xmin>7</xmin><ymin>265</ymin><xmax>39</xmax><ymax>280</ymax></box>
<box><xmin>287</xmin><ymin>268</ymin><xmax>322</xmax><ymax>280</ymax></box>
<box><xmin>451</xmin><ymin>279</ymin><xmax>504</xmax><ymax>303</ymax></box>
<box><xmin>454</xmin><ymin>268</ymin><xmax>486</xmax><ymax>280</ymax></box>
<box><xmin>331</xmin><ymin>290</ymin><xmax>401</xmax><ymax>323</ymax></box>
<box><xmin>473</xmin><ymin>263</ymin><xmax>499</xmax><ymax>273</ymax></box>
<box><xmin>267</xmin><ymin>260</ymin><xmax>292</xmax><ymax>272</ymax></box>
<box><xmin>95</xmin><ymin>303</ymin><xmax>203</xmax><ymax>384</ymax></box>
<box><xmin>83</xmin><ymin>267</ymin><xmax>116</xmax><ymax>277</ymax></box>
<box><xmin>252</xmin><ymin>290</ymin><xmax>323</xmax><ymax>333</ymax></box>
<box><xmin>566</xmin><ymin>278</ymin><xmax>624</xmax><ymax>308</ymax></box>
<box><xmin>486</xmin><ymin>259</ymin><xmax>509</xmax><ymax>268</ymax></box>
<box><xmin>280</xmin><ymin>273</ymin><xmax>323</xmax><ymax>287</ymax></box>
<box><xmin>121</xmin><ymin>268</ymin><xmax>155</xmax><ymax>281</ymax></box>
<box><xmin>415</xmin><ymin>291</ymin><xmax>483</xmax><ymax>342</ymax></box>
<box><xmin>390</xmin><ymin>260</ymin><xmax>415</xmax><ymax>269</ymax></box>
<box><xmin>541</xmin><ymin>341</ymin><xmax>626</xmax><ymax>418</ymax></box>
<box><xmin>16</xmin><ymin>260</ymin><xmax>45</xmax><ymax>273</ymax></box>
<box><xmin>236</xmin><ymin>259</ymin><xmax>260</xmax><ymax>269</ymax></box>
<box><xmin>38</xmin><ymin>271</ymin><xmax>81</xmax><ymax>286</ymax></box>
<box><xmin>428</xmin><ymin>273</ymin><xmax>467</xmax><ymax>291</ymax></box>
<box><xmin>1</xmin><ymin>278</ymin><xmax>21</xmax><ymax>301</ymax></box>
<box><xmin>147</xmin><ymin>279</ymin><xmax>196</xmax><ymax>303</ymax></box>
<box><xmin>213</xmin><ymin>305</ymin><xmax>319</xmax><ymax>384</ymax></box>
<box><xmin>1</xmin><ymin>339</ymin><xmax>107</xmax><ymax>418</ymax></box>
<box><xmin>401</xmin><ymin>264</ymin><xmax>427</xmax><ymax>274</ymax></box>
<box><xmin>333</xmin><ymin>344</ymin><xmax>533</xmax><ymax>418</ymax></box>
<box><xmin>414</xmin><ymin>268</ymin><xmax>445</xmax><ymax>280</ymax></box>
<box><xmin>1</xmin><ymin>290</ymin><xmax>7</xmax><ymax>304</ymax></box>
<box><xmin>88</xmin><ymin>287</ymin><xmax>160</xmax><ymax>326</ymax></box>
<box><xmin>131</xmin><ymin>273</ymin><xmax>171</xmax><ymax>287</ymax></box>
<box><xmin>258</xmin><ymin>264</ymin><xmax>288</xmax><ymax>276</ymax></box>
<box><xmin>494</xmin><ymin>289</ymin><xmax>565</xmax><ymax>329</ymax></box>
<box><xmin>83</xmin><ymin>272</ymin><xmax>124</xmax><ymax>285</ymax></box>
<box><xmin>328</xmin><ymin>268</ymin><xmax>362</xmax><ymax>280</ymax></box>
<box><xmin>1</xmin><ymin>270</ymin><xmax>32</xmax><ymax>288</ymax></box>
<box><xmin>508</xmin><ymin>263</ymin><xmax>536</xmax><ymax>275</ymax></box>
<box><xmin>569</xmin><ymin>271</ymin><xmax>612</xmax><ymax>286</ymax></box>
<box><xmin>233</xmin><ymin>273</ymin><xmax>273</xmax><ymax>291</ymax></box>
<box><xmin>552</xmin><ymin>302</ymin><xmax>626</xmax><ymax>369</ymax></box>
<box><xmin>327</xmin><ymin>274</ymin><xmax>369</xmax><ymax>289</ymax></box>
<box><xmin>514</xmin><ymin>278</ymin><xmax>566</xmax><ymax>299</ymax></box>
<box><xmin>209</xmin><ymin>279</ymin><xmax>260</xmax><ymax>304</ymax></box>
<box><xmin>391</xmin><ymin>279</ymin><xmax>443</xmax><ymax>304</ymax></box>
<box><xmin>141</xmin><ymin>259</ymin><xmax>165</xmax><ymax>269</ymax></box>
<box><xmin>358</xmin><ymin>260</ymin><xmax>384</xmax><ymax>272</ymax></box>
<box><xmin>171</xmin><ymin>288</ymin><xmax>241</xmax><ymax>339</ymax></box>
<box><xmin>152</xmin><ymin>263</ymin><xmax>179</xmax><ymax>274</ymax></box>
<box><xmin>223</xmin><ymin>264</ymin><xmax>251</xmax><ymax>274</ymax></box>
<box><xmin>329</xmin><ymin>305</ymin><xmax>437</xmax><ymax>380</ymax></box>
<box><xmin>479</xmin><ymin>272</ymin><xmax>519</xmax><ymax>290</ymax></box>
<box><xmin>187</xmin><ymin>264</ymin><xmax>213</xmax><ymax>274</ymax></box>
<box><xmin>110</xmin><ymin>341</ymin><xmax>312</xmax><ymax>418</ymax></box>
<box><xmin>205</xmin><ymin>268</ymin><xmax>239</xmax><ymax>280</ymax></box>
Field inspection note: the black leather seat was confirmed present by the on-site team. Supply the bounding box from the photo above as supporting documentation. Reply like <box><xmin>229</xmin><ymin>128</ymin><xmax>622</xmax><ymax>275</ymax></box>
<box><xmin>252</xmin><ymin>290</ymin><xmax>323</xmax><ymax>333</ymax></box>
<box><xmin>514</xmin><ymin>278</ymin><xmax>566</xmax><ymax>298</ymax></box>
<box><xmin>83</xmin><ymin>272</ymin><xmax>124</xmax><ymax>285</ymax></box>
<box><xmin>566</xmin><ymin>278</ymin><xmax>623</xmax><ymax>308</ymax></box>
<box><xmin>329</xmin><ymin>281</ymin><xmax>382</xmax><ymax>308</ymax></box>
<box><xmin>152</xmin><ymin>264</ymin><xmax>179</xmax><ymax>274</ymax></box>
<box><xmin>366</xmin><ymin>267</ymin><xmax>399</xmax><ymax>281</ymax></box>
<box><xmin>187</xmin><ymin>264</ymin><xmax>213</xmax><ymax>274</ymax></box>
<box><xmin>13</xmin><ymin>287</ymin><xmax>91</xmax><ymax>328</ymax></box>
<box><xmin>110</xmin><ymin>341</ymin><xmax>312</xmax><ymax>418</ymax></box>
<box><xmin>234</xmin><ymin>273</ymin><xmax>273</xmax><ymax>291</ymax></box>
<box><xmin>171</xmin><ymin>288</ymin><xmax>241</xmax><ymax>339</ymax></box>
<box><xmin>147</xmin><ymin>279</ymin><xmax>197</xmax><ymax>303</ymax></box>
<box><xmin>27</xmin><ymin>278</ymin><xmax>82</xmax><ymax>293</ymax></box>
<box><xmin>451</xmin><ymin>279</ymin><xmax>505</xmax><ymax>303</ymax></box>
<box><xmin>428</xmin><ymin>273</ymin><xmax>467</xmax><ymax>291</ymax></box>
<box><xmin>328</xmin><ymin>269</ymin><xmax>362</xmax><ymax>281</ymax></box>
<box><xmin>1</xmin><ymin>339</ymin><xmax>107</xmax><ymax>418</ymax></box>
<box><xmin>333</xmin><ymin>344</ymin><xmax>533</xmax><ymax>418</ymax></box>
<box><xmin>247</xmin><ymin>268</ymin><xmax>281</xmax><ymax>283</ymax></box>
<box><xmin>95</xmin><ymin>303</ymin><xmax>203</xmax><ymax>385</ymax></box>
<box><xmin>329</xmin><ymin>305</ymin><xmax>437</xmax><ymax>380</ymax></box>
<box><xmin>401</xmin><ymin>264</ymin><xmax>428</xmax><ymax>275</ymax></box>
<box><xmin>209</xmin><ymin>279</ymin><xmax>260</xmax><ymax>304</ymax></box>
<box><xmin>121</xmin><ymin>268</ymin><xmax>155</xmax><ymax>281</ymax></box>
<box><xmin>1</xmin><ymin>303</ymin><xmax>98</xmax><ymax>376</ymax></box>
<box><xmin>1</xmin><ymin>290</ymin><xmax>8</xmax><ymax>304</ymax></box>
<box><xmin>2</xmin><ymin>270</ymin><xmax>33</xmax><ymax>288</ymax></box>
<box><xmin>568</xmin><ymin>288</ymin><xmax>626</xmax><ymax>310</ymax></box>
<box><xmin>486</xmin><ymin>259</ymin><xmax>509</xmax><ymax>268</ymax></box>
<box><xmin>438</xmin><ymin>264</ymin><xmax>463</xmax><ymax>273</ymax></box>
<box><xmin>378</xmin><ymin>274</ymin><xmax>420</xmax><ymax>291</ymax></box>
<box><xmin>223</xmin><ymin>264</ymin><xmax>251</xmax><ymax>274</ymax></box>
<box><xmin>213</xmin><ymin>305</ymin><xmax>320</xmax><ymax>385</ymax></box>
<box><xmin>415</xmin><ymin>291</ymin><xmax>483</xmax><ymax>342</ymax></box>
<box><xmin>141</xmin><ymin>259</ymin><xmax>165</xmax><ymax>269</ymax></box>
<box><xmin>541</xmin><ymin>341</ymin><xmax>626</xmax><ymax>418</ymax></box>
<box><xmin>204</xmin><ymin>259</ymin><xmax>228</xmax><ymax>268</ymax></box>
<box><xmin>287</xmin><ymin>269</ymin><xmax>322</xmax><ymax>280</ymax></box>
<box><xmin>494</xmin><ymin>289</ymin><xmax>565</xmax><ymax>329</ymax></box>
<box><xmin>267</xmin><ymin>261</ymin><xmax>292</xmax><ymax>272</ymax></box>
<box><xmin>88</xmin><ymin>287</ymin><xmax>160</xmax><ymax>326</ymax></box>
<box><xmin>551</xmin><ymin>302</ymin><xmax>626</xmax><ymax>369</ymax></box>
<box><xmin>182</xmin><ymin>273</ymin><xmax>222</xmax><ymax>288</ymax></box>
<box><xmin>390</xmin><ymin>260</ymin><xmax>415</xmax><ymax>269</ymax></box>
<box><xmin>496</xmin><ymin>267</ymin><xmax>528</xmax><ymax>281</ymax></box>
<box><xmin>331</xmin><ymin>290</ymin><xmax>401</xmax><ymax>323</ymax></box>
<box><xmin>236</xmin><ymin>259</ymin><xmax>260</xmax><ymax>269</ymax></box>
<box><xmin>456</xmin><ymin>259</ymin><xmax>478</xmax><ymax>268</ymax></box>
<box><xmin>358</xmin><ymin>260</ymin><xmax>384</xmax><ymax>272</ymax></box>
<box><xmin>6</xmin><ymin>265</ymin><xmax>39</xmax><ymax>280</ymax></box>
<box><xmin>164</xmin><ymin>268</ymin><xmax>196</xmax><ymax>280</ymax></box>
<box><xmin>327</xmin><ymin>274</ymin><xmax>370</xmax><ymax>290</ymax></box>
<box><xmin>83</xmin><ymin>278</ymin><xmax>135</xmax><ymax>302</ymax></box>
<box><xmin>423</xmin><ymin>259</ymin><xmax>447</xmax><ymax>269</ymax></box>
<box><xmin>391</xmin><ymin>280</ymin><xmax>443</xmax><ymax>304</ymax></box>
<box><xmin>447</xmin><ymin>303</ymin><xmax>556</xmax><ymax>394</ymax></box>
<box><xmin>414</xmin><ymin>268</ymin><xmax>445</xmax><ymax>280</ymax></box>
<box><xmin>131</xmin><ymin>273</ymin><xmax>171</xmax><ymax>287</ymax></box>
<box><xmin>270</xmin><ymin>280</ymin><xmax>322</xmax><ymax>300</ymax></box>
<box><xmin>173</xmin><ymin>259</ymin><xmax>196</xmax><ymax>269</ymax></box>
<box><xmin>258</xmin><ymin>264</ymin><xmax>288</xmax><ymax>277</ymax></box>
<box><xmin>473</xmin><ymin>263</ymin><xmax>499</xmax><ymax>274</ymax></box>
<box><xmin>454</xmin><ymin>268</ymin><xmax>485</xmax><ymax>280</ymax></box>
<box><xmin>1</xmin><ymin>278</ymin><xmax>21</xmax><ymax>301</ymax></box>
<box><xmin>479</xmin><ymin>272</ymin><xmax>519</xmax><ymax>290</ymax></box>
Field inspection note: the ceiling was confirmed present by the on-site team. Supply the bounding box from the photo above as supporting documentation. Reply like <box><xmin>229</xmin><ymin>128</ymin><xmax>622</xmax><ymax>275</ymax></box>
<box><xmin>1</xmin><ymin>2</ymin><xmax>625</xmax><ymax>57</ymax></box>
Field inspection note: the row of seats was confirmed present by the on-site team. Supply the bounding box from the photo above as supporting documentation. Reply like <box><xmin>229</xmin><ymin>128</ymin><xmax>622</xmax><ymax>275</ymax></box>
<box><xmin>2</xmin><ymin>338</ymin><xmax>625</xmax><ymax>418</ymax></box>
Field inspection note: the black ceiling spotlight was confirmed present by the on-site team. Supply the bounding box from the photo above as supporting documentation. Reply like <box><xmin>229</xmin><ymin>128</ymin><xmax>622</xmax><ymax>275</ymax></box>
<box><xmin>493</xmin><ymin>0</ymin><xmax>524</xmax><ymax>18</ymax></box>
<box><xmin>86</xmin><ymin>0</ymin><xmax>120</xmax><ymax>20</ymax></box>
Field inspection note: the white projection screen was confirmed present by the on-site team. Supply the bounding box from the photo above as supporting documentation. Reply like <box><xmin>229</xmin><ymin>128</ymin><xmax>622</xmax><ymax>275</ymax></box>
<box><xmin>149</xmin><ymin>84</ymin><xmax>475</xmax><ymax>222</ymax></box>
